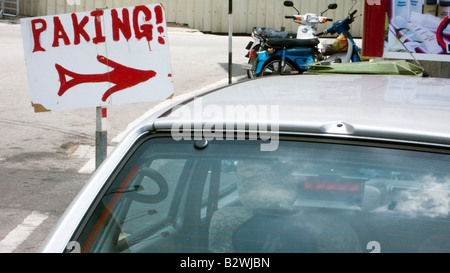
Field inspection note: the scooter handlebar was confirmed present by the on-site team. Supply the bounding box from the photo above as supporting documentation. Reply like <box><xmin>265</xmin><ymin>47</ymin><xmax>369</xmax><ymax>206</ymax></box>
<box><xmin>316</xmin><ymin>31</ymin><xmax>325</xmax><ymax>36</ymax></box>
<box><xmin>320</xmin><ymin>9</ymin><xmax>357</xmax><ymax>36</ymax></box>
<box><xmin>285</xmin><ymin>15</ymin><xmax>296</xmax><ymax>19</ymax></box>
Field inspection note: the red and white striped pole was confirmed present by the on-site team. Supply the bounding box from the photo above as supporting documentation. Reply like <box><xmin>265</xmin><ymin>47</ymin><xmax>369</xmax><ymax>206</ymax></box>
<box><xmin>95</xmin><ymin>106</ymin><xmax>107</xmax><ymax>169</ymax></box>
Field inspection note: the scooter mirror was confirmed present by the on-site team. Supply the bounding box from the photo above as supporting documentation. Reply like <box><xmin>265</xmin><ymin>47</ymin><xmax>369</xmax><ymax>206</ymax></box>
<box><xmin>283</xmin><ymin>1</ymin><xmax>294</xmax><ymax>7</ymax></box>
<box><xmin>328</xmin><ymin>3</ymin><xmax>338</xmax><ymax>9</ymax></box>
<box><xmin>321</xmin><ymin>3</ymin><xmax>338</xmax><ymax>16</ymax></box>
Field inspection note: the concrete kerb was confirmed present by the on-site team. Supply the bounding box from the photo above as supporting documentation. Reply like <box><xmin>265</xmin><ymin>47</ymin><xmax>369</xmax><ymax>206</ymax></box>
<box><xmin>166</xmin><ymin>22</ymin><xmax>204</xmax><ymax>35</ymax></box>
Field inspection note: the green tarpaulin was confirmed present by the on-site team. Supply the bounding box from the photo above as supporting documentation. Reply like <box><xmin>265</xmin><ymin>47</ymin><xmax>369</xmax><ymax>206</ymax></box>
<box><xmin>306</xmin><ymin>60</ymin><xmax>423</xmax><ymax>77</ymax></box>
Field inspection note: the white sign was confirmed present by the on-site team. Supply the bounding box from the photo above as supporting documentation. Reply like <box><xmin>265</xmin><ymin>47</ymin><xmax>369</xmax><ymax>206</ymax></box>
<box><xmin>21</xmin><ymin>4</ymin><xmax>174</xmax><ymax>112</ymax></box>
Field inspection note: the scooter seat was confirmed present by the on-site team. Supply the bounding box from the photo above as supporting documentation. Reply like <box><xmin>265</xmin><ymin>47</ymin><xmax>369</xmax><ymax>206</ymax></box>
<box><xmin>253</xmin><ymin>27</ymin><xmax>296</xmax><ymax>39</ymax></box>
<box><xmin>267</xmin><ymin>38</ymin><xmax>320</xmax><ymax>48</ymax></box>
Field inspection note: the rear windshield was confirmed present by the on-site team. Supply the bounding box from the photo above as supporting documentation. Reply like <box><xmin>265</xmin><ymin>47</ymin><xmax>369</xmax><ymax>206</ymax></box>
<box><xmin>74</xmin><ymin>136</ymin><xmax>450</xmax><ymax>253</ymax></box>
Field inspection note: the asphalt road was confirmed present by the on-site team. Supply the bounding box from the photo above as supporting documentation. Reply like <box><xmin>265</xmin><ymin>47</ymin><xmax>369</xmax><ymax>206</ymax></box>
<box><xmin>0</xmin><ymin>17</ymin><xmax>249</xmax><ymax>253</ymax></box>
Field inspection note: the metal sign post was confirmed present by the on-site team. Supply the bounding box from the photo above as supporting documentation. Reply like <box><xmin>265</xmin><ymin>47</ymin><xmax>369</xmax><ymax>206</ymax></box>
<box><xmin>95</xmin><ymin>106</ymin><xmax>107</xmax><ymax>169</ymax></box>
<box><xmin>228</xmin><ymin>0</ymin><xmax>233</xmax><ymax>84</ymax></box>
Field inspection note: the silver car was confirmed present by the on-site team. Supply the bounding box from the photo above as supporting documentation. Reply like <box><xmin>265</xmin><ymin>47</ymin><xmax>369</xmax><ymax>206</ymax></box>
<box><xmin>41</xmin><ymin>74</ymin><xmax>450</xmax><ymax>253</ymax></box>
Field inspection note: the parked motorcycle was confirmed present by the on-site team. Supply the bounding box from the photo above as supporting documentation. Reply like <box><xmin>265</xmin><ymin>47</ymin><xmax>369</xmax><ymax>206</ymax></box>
<box><xmin>242</xmin><ymin>1</ymin><xmax>337</xmax><ymax>78</ymax></box>
<box><xmin>317</xmin><ymin>0</ymin><xmax>361</xmax><ymax>64</ymax></box>
<box><xmin>243</xmin><ymin>27</ymin><xmax>296</xmax><ymax>78</ymax></box>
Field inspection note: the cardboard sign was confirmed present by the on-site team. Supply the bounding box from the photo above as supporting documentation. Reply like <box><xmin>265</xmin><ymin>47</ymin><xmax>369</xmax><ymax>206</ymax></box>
<box><xmin>21</xmin><ymin>4</ymin><xmax>174</xmax><ymax>112</ymax></box>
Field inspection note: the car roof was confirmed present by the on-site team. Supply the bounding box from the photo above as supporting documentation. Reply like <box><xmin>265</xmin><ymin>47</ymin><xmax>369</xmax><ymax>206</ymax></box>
<box><xmin>153</xmin><ymin>74</ymin><xmax>450</xmax><ymax>147</ymax></box>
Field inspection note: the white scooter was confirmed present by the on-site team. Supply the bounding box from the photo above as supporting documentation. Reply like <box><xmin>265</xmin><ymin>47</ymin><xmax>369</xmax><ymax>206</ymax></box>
<box><xmin>283</xmin><ymin>1</ymin><xmax>337</xmax><ymax>54</ymax></box>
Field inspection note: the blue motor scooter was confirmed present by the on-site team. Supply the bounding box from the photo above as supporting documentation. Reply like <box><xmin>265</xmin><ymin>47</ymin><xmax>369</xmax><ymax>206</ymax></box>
<box><xmin>251</xmin><ymin>37</ymin><xmax>321</xmax><ymax>77</ymax></box>
<box><xmin>244</xmin><ymin>2</ymin><xmax>336</xmax><ymax>78</ymax></box>
<box><xmin>317</xmin><ymin>7</ymin><xmax>361</xmax><ymax>64</ymax></box>
<box><xmin>247</xmin><ymin>1</ymin><xmax>361</xmax><ymax>77</ymax></box>
<box><xmin>243</xmin><ymin>27</ymin><xmax>296</xmax><ymax>78</ymax></box>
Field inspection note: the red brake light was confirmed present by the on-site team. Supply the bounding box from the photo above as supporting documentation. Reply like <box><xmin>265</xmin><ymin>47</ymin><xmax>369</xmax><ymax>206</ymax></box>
<box><xmin>302</xmin><ymin>177</ymin><xmax>362</xmax><ymax>192</ymax></box>
<box><xmin>249</xmin><ymin>49</ymin><xmax>256</xmax><ymax>59</ymax></box>
<box><xmin>299</xmin><ymin>175</ymin><xmax>366</xmax><ymax>204</ymax></box>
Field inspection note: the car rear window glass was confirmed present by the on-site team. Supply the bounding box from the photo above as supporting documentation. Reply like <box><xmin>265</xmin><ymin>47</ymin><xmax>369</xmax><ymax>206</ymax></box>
<box><xmin>74</xmin><ymin>136</ymin><xmax>450</xmax><ymax>253</ymax></box>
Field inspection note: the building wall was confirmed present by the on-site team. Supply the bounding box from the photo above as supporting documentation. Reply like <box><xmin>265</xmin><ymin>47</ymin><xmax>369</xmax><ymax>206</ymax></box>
<box><xmin>18</xmin><ymin>0</ymin><xmax>365</xmax><ymax>37</ymax></box>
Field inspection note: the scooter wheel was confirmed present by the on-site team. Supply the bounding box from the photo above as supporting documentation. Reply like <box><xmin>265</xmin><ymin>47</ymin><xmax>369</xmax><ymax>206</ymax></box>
<box><xmin>247</xmin><ymin>58</ymin><xmax>257</xmax><ymax>79</ymax></box>
<box><xmin>260</xmin><ymin>59</ymin><xmax>298</xmax><ymax>77</ymax></box>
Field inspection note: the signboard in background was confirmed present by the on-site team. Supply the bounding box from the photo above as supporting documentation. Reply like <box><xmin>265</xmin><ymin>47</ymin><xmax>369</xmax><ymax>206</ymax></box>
<box><xmin>20</xmin><ymin>4</ymin><xmax>174</xmax><ymax>113</ymax></box>
<box><xmin>384</xmin><ymin>0</ymin><xmax>450</xmax><ymax>61</ymax></box>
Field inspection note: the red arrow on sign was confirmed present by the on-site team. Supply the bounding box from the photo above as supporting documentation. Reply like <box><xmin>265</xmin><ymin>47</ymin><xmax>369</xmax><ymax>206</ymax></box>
<box><xmin>55</xmin><ymin>55</ymin><xmax>157</xmax><ymax>102</ymax></box>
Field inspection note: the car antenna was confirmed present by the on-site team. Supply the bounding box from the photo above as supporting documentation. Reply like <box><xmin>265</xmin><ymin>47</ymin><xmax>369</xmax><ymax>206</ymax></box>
<box><xmin>387</xmin><ymin>26</ymin><xmax>429</xmax><ymax>77</ymax></box>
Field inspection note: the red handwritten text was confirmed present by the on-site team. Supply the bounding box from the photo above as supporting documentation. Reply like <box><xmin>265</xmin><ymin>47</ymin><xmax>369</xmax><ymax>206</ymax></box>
<box><xmin>31</xmin><ymin>5</ymin><xmax>165</xmax><ymax>53</ymax></box>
